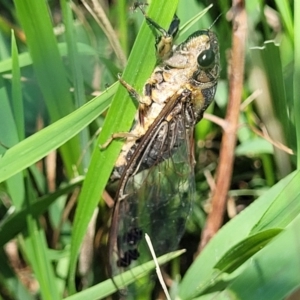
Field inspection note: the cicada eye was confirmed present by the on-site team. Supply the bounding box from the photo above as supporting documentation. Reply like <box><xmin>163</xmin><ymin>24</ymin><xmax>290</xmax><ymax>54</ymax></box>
<box><xmin>197</xmin><ymin>49</ymin><xmax>215</xmax><ymax>68</ymax></box>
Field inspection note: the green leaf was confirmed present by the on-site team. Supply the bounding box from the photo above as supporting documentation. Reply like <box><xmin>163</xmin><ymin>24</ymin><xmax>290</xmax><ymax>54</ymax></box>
<box><xmin>0</xmin><ymin>84</ymin><xmax>115</xmax><ymax>183</ymax></box>
<box><xmin>178</xmin><ymin>171</ymin><xmax>297</xmax><ymax>299</ymax></box>
<box><xmin>22</xmin><ymin>179</ymin><xmax>60</xmax><ymax>300</ymax></box>
<box><xmin>64</xmin><ymin>250</ymin><xmax>185</xmax><ymax>300</ymax></box>
<box><xmin>14</xmin><ymin>0</ymin><xmax>80</xmax><ymax>176</ymax></box>
<box><xmin>214</xmin><ymin>229</ymin><xmax>282</xmax><ymax>274</ymax></box>
<box><xmin>0</xmin><ymin>179</ymin><xmax>82</xmax><ymax>247</ymax></box>
<box><xmin>60</xmin><ymin>0</ymin><xmax>90</xmax><ymax>169</ymax></box>
<box><xmin>23</xmin><ymin>221</ymin><xmax>60</xmax><ymax>300</ymax></box>
<box><xmin>68</xmin><ymin>0</ymin><xmax>179</xmax><ymax>293</ymax></box>
<box><xmin>294</xmin><ymin>0</ymin><xmax>300</xmax><ymax>167</ymax></box>
<box><xmin>252</xmin><ymin>42</ymin><xmax>290</xmax><ymax>141</ymax></box>
<box><xmin>251</xmin><ymin>171</ymin><xmax>300</xmax><ymax>232</ymax></box>
<box><xmin>216</xmin><ymin>215</ymin><xmax>300</xmax><ymax>300</ymax></box>
<box><xmin>11</xmin><ymin>30</ymin><xmax>24</xmax><ymax>141</ymax></box>
<box><xmin>0</xmin><ymin>74</ymin><xmax>25</xmax><ymax>208</ymax></box>
<box><xmin>274</xmin><ymin>0</ymin><xmax>294</xmax><ymax>43</ymax></box>
<box><xmin>0</xmin><ymin>43</ymin><xmax>96</xmax><ymax>73</ymax></box>
<box><xmin>177</xmin><ymin>4</ymin><xmax>213</xmax><ymax>39</ymax></box>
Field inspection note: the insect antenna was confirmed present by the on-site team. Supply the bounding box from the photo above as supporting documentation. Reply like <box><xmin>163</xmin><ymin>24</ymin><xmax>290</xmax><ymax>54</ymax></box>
<box><xmin>208</xmin><ymin>13</ymin><xmax>223</xmax><ymax>31</ymax></box>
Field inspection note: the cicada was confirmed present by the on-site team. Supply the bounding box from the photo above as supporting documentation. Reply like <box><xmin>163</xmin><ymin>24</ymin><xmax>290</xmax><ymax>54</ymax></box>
<box><xmin>106</xmin><ymin>4</ymin><xmax>220</xmax><ymax>295</ymax></box>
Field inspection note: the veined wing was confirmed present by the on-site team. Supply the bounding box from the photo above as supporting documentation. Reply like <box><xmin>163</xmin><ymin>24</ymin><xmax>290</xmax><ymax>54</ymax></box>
<box><xmin>108</xmin><ymin>92</ymin><xmax>196</xmax><ymax>293</ymax></box>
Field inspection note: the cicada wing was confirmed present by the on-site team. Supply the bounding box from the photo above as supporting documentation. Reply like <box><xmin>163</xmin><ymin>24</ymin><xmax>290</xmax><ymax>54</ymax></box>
<box><xmin>109</xmin><ymin>121</ymin><xmax>195</xmax><ymax>293</ymax></box>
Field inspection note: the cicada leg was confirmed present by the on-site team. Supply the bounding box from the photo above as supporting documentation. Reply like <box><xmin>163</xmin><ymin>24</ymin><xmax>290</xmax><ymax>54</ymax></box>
<box><xmin>99</xmin><ymin>132</ymin><xmax>139</xmax><ymax>149</ymax></box>
<box><xmin>133</xmin><ymin>3</ymin><xmax>180</xmax><ymax>59</ymax></box>
<box><xmin>118</xmin><ymin>74</ymin><xmax>155</xmax><ymax>126</ymax></box>
<box><xmin>100</xmin><ymin>74</ymin><xmax>149</xmax><ymax>149</ymax></box>
<box><xmin>118</xmin><ymin>74</ymin><xmax>151</xmax><ymax>107</ymax></box>
<box><xmin>154</xmin><ymin>15</ymin><xmax>180</xmax><ymax>59</ymax></box>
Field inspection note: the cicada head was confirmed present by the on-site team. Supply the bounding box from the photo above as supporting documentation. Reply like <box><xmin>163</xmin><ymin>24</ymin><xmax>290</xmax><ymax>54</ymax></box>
<box><xmin>188</xmin><ymin>30</ymin><xmax>220</xmax><ymax>86</ymax></box>
<box><xmin>161</xmin><ymin>29</ymin><xmax>220</xmax><ymax>124</ymax></box>
<box><xmin>166</xmin><ymin>29</ymin><xmax>220</xmax><ymax>86</ymax></box>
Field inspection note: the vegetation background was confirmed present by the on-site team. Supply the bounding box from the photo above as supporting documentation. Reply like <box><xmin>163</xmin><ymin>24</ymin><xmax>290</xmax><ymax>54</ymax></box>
<box><xmin>0</xmin><ymin>0</ymin><xmax>298</xmax><ymax>299</ymax></box>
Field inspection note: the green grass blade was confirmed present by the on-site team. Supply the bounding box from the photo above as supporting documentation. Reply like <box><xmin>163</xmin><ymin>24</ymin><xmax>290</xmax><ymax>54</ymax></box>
<box><xmin>68</xmin><ymin>0</ymin><xmax>179</xmax><ymax>293</ymax></box>
<box><xmin>22</xmin><ymin>179</ymin><xmax>60</xmax><ymax>300</ymax></box>
<box><xmin>23</xmin><ymin>218</ymin><xmax>60</xmax><ymax>300</ymax></box>
<box><xmin>0</xmin><ymin>43</ymin><xmax>96</xmax><ymax>73</ymax></box>
<box><xmin>11</xmin><ymin>30</ymin><xmax>24</xmax><ymax>141</ymax></box>
<box><xmin>0</xmin><ymin>179</ymin><xmax>82</xmax><ymax>247</ymax></box>
<box><xmin>274</xmin><ymin>0</ymin><xmax>294</xmax><ymax>43</ymax></box>
<box><xmin>214</xmin><ymin>229</ymin><xmax>282</xmax><ymax>273</ymax></box>
<box><xmin>115</xmin><ymin>0</ymin><xmax>128</xmax><ymax>56</ymax></box>
<box><xmin>61</xmin><ymin>0</ymin><xmax>91</xmax><ymax>169</ymax></box>
<box><xmin>14</xmin><ymin>0</ymin><xmax>80</xmax><ymax>176</ymax></box>
<box><xmin>7</xmin><ymin>30</ymin><xmax>25</xmax><ymax>209</ymax></box>
<box><xmin>178</xmin><ymin>171</ymin><xmax>298</xmax><ymax>299</ymax></box>
<box><xmin>0</xmin><ymin>75</ymin><xmax>25</xmax><ymax>209</ymax></box>
<box><xmin>0</xmin><ymin>84</ymin><xmax>115</xmax><ymax>183</ymax></box>
<box><xmin>251</xmin><ymin>167</ymin><xmax>300</xmax><ymax>232</ymax></box>
<box><xmin>0</xmin><ymin>78</ymin><xmax>19</xmax><ymax>151</ymax></box>
<box><xmin>194</xmin><ymin>217</ymin><xmax>300</xmax><ymax>300</ymax></box>
<box><xmin>294</xmin><ymin>0</ymin><xmax>300</xmax><ymax>167</ymax></box>
<box><xmin>252</xmin><ymin>42</ymin><xmax>290</xmax><ymax>144</ymax></box>
<box><xmin>177</xmin><ymin>4</ymin><xmax>213</xmax><ymax>38</ymax></box>
<box><xmin>219</xmin><ymin>215</ymin><xmax>300</xmax><ymax>300</ymax></box>
<box><xmin>64</xmin><ymin>250</ymin><xmax>185</xmax><ymax>300</ymax></box>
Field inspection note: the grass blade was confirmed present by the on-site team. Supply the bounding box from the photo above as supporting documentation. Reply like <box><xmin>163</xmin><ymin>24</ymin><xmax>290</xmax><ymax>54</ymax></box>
<box><xmin>68</xmin><ymin>0</ymin><xmax>179</xmax><ymax>293</ymax></box>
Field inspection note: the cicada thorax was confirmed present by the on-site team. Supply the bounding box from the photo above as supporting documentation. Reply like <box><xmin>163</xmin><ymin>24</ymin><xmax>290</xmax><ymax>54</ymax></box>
<box><xmin>111</xmin><ymin>29</ymin><xmax>219</xmax><ymax>182</ymax></box>
<box><xmin>112</xmin><ymin>91</ymin><xmax>194</xmax><ymax>183</ymax></box>
<box><xmin>107</xmin><ymin>5</ymin><xmax>220</xmax><ymax>296</ymax></box>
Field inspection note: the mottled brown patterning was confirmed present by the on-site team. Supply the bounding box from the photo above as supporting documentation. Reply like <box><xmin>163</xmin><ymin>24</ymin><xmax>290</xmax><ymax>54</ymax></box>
<box><xmin>105</xmin><ymin>4</ymin><xmax>220</xmax><ymax>295</ymax></box>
